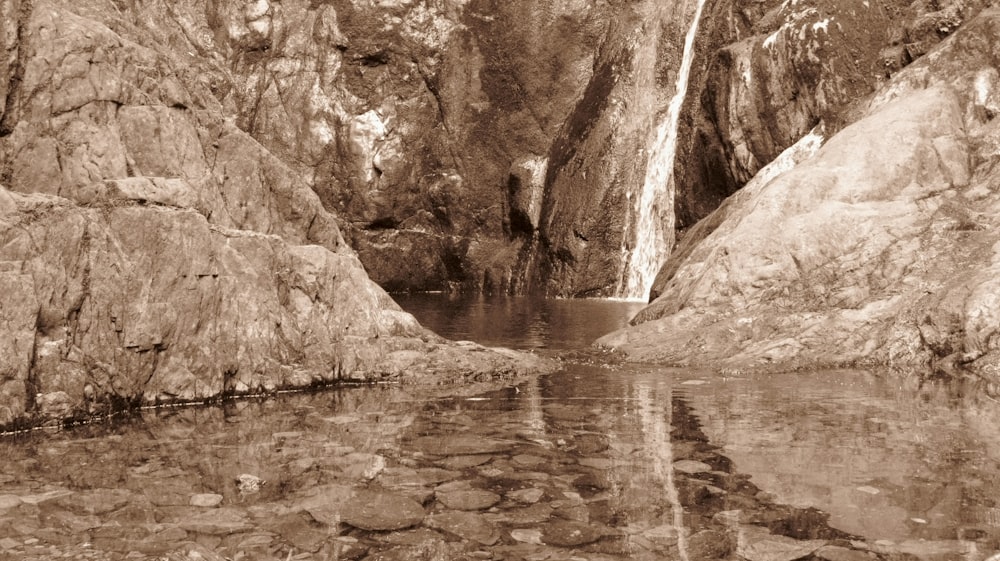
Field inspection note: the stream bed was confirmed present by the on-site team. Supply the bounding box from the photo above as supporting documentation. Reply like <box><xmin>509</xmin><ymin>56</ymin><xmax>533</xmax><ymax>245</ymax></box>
<box><xmin>1</xmin><ymin>295</ymin><xmax>998</xmax><ymax>561</ymax></box>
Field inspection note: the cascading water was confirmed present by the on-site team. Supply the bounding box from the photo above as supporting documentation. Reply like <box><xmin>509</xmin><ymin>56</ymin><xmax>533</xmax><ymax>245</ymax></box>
<box><xmin>622</xmin><ymin>0</ymin><xmax>708</xmax><ymax>300</ymax></box>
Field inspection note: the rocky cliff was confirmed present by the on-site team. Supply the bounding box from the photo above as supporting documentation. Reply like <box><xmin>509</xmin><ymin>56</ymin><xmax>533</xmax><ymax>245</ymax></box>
<box><xmin>601</xmin><ymin>8</ymin><xmax>1000</xmax><ymax>390</ymax></box>
<box><xmin>0</xmin><ymin>0</ymin><xmax>555</xmax><ymax>429</ymax></box>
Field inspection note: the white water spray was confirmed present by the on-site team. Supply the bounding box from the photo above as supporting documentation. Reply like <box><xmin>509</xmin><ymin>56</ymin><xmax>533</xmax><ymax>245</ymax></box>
<box><xmin>623</xmin><ymin>0</ymin><xmax>708</xmax><ymax>300</ymax></box>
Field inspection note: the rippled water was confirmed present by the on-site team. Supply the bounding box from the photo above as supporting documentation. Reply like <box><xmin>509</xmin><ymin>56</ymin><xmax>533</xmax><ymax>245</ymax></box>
<box><xmin>0</xmin><ymin>296</ymin><xmax>998</xmax><ymax>560</ymax></box>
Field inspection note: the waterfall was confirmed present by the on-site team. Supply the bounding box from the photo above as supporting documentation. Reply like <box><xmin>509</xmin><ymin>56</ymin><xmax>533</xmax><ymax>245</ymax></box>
<box><xmin>623</xmin><ymin>0</ymin><xmax>708</xmax><ymax>300</ymax></box>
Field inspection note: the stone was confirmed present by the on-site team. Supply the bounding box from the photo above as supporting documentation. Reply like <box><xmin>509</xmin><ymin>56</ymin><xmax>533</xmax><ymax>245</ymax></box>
<box><xmin>512</xmin><ymin>454</ymin><xmax>546</xmax><ymax>468</ymax></box>
<box><xmin>409</xmin><ymin>436</ymin><xmax>515</xmax><ymax>456</ymax></box>
<box><xmin>507</xmin><ymin>488</ymin><xmax>545</xmax><ymax>504</ymax></box>
<box><xmin>425</xmin><ymin>511</ymin><xmax>500</xmax><ymax>546</ymax></box>
<box><xmin>57</xmin><ymin>489</ymin><xmax>132</xmax><ymax>515</ymax></box>
<box><xmin>737</xmin><ymin>526</ymin><xmax>826</xmax><ymax>561</ymax></box>
<box><xmin>267</xmin><ymin>512</ymin><xmax>328</xmax><ymax>553</ymax></box>
<box><xmin>436</xmin><ymin>455</ymin><xmax>494</xmax><ymax>470</ymax></box>
<box><xmin>814</xmin><ymin>545</ymin><xmax>877</xmax><ymax>561</ymax></box>
<box><xmin>293</xmin><ymin>484</ymin><xmax>356</xmax><ymax>526</ymax></box>
<box><xmin>334</xmin><ymin>453</ymin><xmax>386</xmax><ymax>481</ymax></box>
<box><xmin>436</xmin><ymin>489</ymin><xmax>501</xmax><ymax>511</ymax></box>
<box><xmin>190</xmin><ymin>494</ymin><xmax>224</xmax><ymax>508</ymax></box>
<box><xmin>178</xmin><ymin>507</ymin><xmax>254</xmax><ymax>535</ymax></box>
<box><xmin>341</xmin><ymin>492</ymin><xmax>425</xmax><ymax>531</ymax></box>
<box><xmin>673</xmin><ymin>460</ymin><xmax>714</xmax><ymax>474</ymax></box>
<box><xmin>510</xmin><ymin>529</ymin><xmax>543</xmax><ymax>545</ymax></box>
<box><xmin>0</xmin><ymin>495</ymin><xmax>22</xmax><ymax>510</ymax></box>
<box><xmin>540</xmin><ymin>520</ymin><xmax>605</xmax><ymax>547</ymax></box>
<box><xmin>235</xmin><ymin>474</ymin><xmax>264</xmax><ymax>494</ymax></box>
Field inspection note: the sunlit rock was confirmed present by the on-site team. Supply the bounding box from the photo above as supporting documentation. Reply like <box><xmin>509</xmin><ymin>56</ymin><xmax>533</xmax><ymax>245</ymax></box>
<box><xmin>604</xmin><ymin>10</ymin><xmax>1000</xmax><ymax>380</ymax></box>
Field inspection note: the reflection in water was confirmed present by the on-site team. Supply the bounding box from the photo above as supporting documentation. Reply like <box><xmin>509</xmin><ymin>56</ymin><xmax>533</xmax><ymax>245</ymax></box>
<box><xmin>0</xmin><ymin>365</ymin><xmax>999</xmax><ymax>559</ymax></box>
<box><xmin>682</xmin><ymin>370</ymin><xmax>1000</xmax><ymax>547</ymax></box>
<box><xmin>2</xmin><ymin>294</ymin><xmax>1000</xmax><ymax>560</ymax></box>
<box><xmin>635</xmin><ymin>383</ymin><xmax>690</xmax><ymax>561</ymax></box>
<box><xmin>391</xmin><ymin>293</ymin><xmax>646</xmax><ymax>350</ymax></box>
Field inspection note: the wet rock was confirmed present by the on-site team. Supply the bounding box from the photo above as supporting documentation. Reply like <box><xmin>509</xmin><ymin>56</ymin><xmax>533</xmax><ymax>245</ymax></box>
<box><xmin>235</xmin><ymin>474</ymin><xmax>265</xmax><ymax>494</ymax></box>
<box><xmin>510</xmin><ymin>529</ymin><xmax>543</xmax><ymax>545</ymax></box>
<box><xmin>267</xmin><ymin>512</ymin><xmax>328</xmax><ymax>553</ymax></box>
<box><xmin>56</xmin><ymin>489</ymin><xmax>132</xmax><ymax>515</ymax></box>
<box><xmin>411</xmin><ymin>436</ymin><xmax>515</xmax><ymax>457</ymax></box>
<box><xmin>507</xmin><ymin>488</ymin><xmax>545</xmax><ymax>504</ymax></box>
<box><xmin>578</xmin><ymin>457</ymin><xmax>614</xmax><ymax>470</ymax></box>
<box><xmin>737</xmin><ymin>525</ymin><xmax>827</xmax><ymax>561</ymax></box>
<box><xmin>178</xmin><ymin>507</ymin><xmax>254</xmax><ymax>535</ymax></box>
<box><xmin>190</xmin><ymin>494</ymin><xmax>224</xmax><ymax>508</ymax></box>
<box><xmin>380</xmin><ymin>528</ymin><xmax>447</xmax><ymax>546</ymax></box>
<box><xmin>673</xmin><ymin>460</ymin><xmax>714</xmax><ymax>474</ymax></box>
<box><xmin>814</xmin><ymin>545</ymin><xmax>878</xmax><ymax>561</ymax></box>
<box><xmin>512</xmin><ymin>454</ymin><xmax>547</xmax><ymax>468</ymax></box>
<box><xmin>539</xmin><ymin>520</ymin><xmax>605</xmax><ymax>547</ymax></box>
<box><xmin>291</xmin><ymin>484</ymin><xmax>356</xmax><ymax>526</ymax></box>
<box><xmin>640</xmin><ymin>525</ymin><xmax>679</xmax><ymax>550</ymax></box>
<box><xmin>378</xmin><ymin>467</ymin><xmax>461</xmax><ymax>488</ymax></box>
<box><xmin>335</xmin><ymin>453</ymin><xmax>387</xmax><ymax>481</ymax></box>
<box><xmin>0</xmin><ymin>495</ymin><xmax>21</xmax><ymax>510</ymax></box>
<box><xmin>341</xmin><ymin>492</ymin><xmax>425</xmax><ymax>531</ymax></box>
<box><xmin>573</xmin><ymin>434</ymin><xmax>610</xmax><ymax>455</ymax></box>
<box><xmin>19</xmin><ymin>489</ymin><xmax>73</xmax><ymax>505</ymax></box>
<box><xmin>436</xmin><ymin>455</ymin><xmax>494</xmax><ymax>470</ymax></box>
<box><xmin>425</xmin><ymin>511</ymin><xmax>500</xmax><ymax>546</ymax></box>
<box><xmin>485</xmin><ymin>502</ymin><xmax>554</xmax><ymax>525</ymax></box>
<box><xmin>687</xmin><ymin>529</ymin><xmax>735</xmax><ymax>559</ymax></box>
<box><xmin>436</xmin><ymin>488</ymin><xmax>501</xmax><ymax>511</ymax></box>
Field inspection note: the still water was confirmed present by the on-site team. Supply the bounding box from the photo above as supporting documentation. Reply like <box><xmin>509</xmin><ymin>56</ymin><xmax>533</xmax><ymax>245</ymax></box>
<box><xmin>0</xmin><ymin>296</ymin><xmax>998</xmax><ymax>560</ymax></box>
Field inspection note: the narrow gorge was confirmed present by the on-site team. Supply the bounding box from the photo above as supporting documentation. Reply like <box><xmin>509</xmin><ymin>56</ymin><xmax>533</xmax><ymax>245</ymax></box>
<box><xmin>2</xmin><ymin>0</ymin><xmax>1000</xmax><ymax>428</ymax></box>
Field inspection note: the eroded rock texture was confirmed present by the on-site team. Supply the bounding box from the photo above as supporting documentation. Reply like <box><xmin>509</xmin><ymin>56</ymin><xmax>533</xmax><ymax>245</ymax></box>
<box><xmin>672</xmin><ymin>0</ymin><xmax>994</xmax><ymax>229</ymax></box>
<box><xmin>0</xmin><ymin>0</ymin><xmax>554</xmax><ymax>427</ymax></box>
<box><xmin>601</xmin><ymin>9</ymin><xmax>1000</xmax><ymax>387</ymax></box>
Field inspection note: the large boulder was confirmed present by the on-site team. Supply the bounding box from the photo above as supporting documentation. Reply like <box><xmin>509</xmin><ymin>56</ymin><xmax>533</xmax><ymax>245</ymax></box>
<box><xmin>600</xmin><ymin>9</ymin><xmax>1000</xmax><ymax>386</ymax></box>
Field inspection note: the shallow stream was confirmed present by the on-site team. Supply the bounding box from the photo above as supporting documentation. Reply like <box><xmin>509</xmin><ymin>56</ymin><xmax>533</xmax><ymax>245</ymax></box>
<box><xmin>1</xmin><ymin>295</ymin><xmax>998</xmax><ymax>560</ymax></box>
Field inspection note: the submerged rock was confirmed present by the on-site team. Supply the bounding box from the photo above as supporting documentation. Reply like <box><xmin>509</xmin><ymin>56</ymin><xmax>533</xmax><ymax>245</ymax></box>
<box><xmin>341</xmin><ymin>492</ymin><xmax>425</xmax><ymax>531</ymax></box>
<box><xmin>425</xmin><ymin>511</ymin><xmax>501</xmax><ymax>546</ymax></box>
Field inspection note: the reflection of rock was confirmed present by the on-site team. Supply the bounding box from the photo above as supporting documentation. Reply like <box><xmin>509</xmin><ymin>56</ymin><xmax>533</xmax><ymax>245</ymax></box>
<box><xmin>602</xmin><ymin>11</ymin><xmax>1000</xmax><ymax>380</ymax></box>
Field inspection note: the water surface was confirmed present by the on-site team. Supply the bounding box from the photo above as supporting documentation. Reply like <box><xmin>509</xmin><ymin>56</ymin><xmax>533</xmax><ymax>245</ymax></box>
<box><xmin>0</xmin><ymin>295</ymin><xmax>998</xmax><ymax>560</ymax></box>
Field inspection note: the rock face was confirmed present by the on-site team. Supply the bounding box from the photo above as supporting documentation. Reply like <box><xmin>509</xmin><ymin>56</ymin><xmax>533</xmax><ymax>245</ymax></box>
<box><xmin>671</xmin><ymin>0</ymin><xmax>993</xmax><ymax>229</ymax></box>
<box><xmin>600</xmin><ymin>9</ymin><xmax>1000</xmax><ymax>386</ymax></box>
<box><xmin>0</xmin><ymin>0</ymin><xmax>557</xmax><ymax>428</ymax></box>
